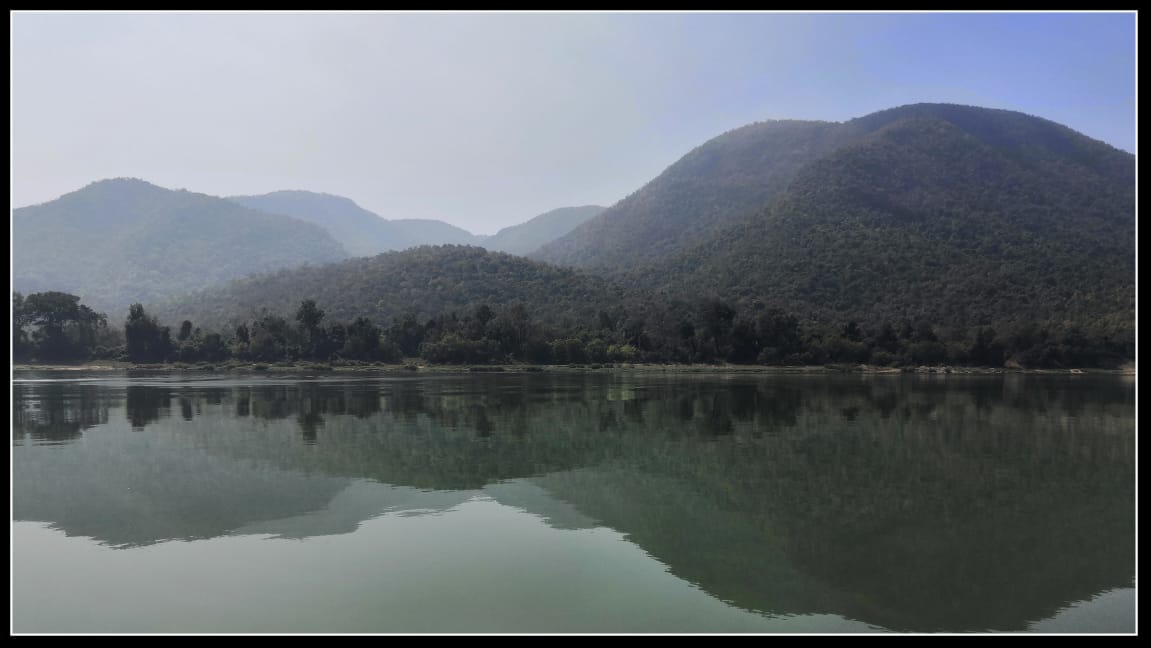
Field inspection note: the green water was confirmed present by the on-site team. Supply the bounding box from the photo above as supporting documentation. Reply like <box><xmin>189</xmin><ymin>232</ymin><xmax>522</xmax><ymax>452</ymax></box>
<box><xmin>12</xmin><ymin>371</ymin><xmax>1136</xmax><ymax>633</ymax></box>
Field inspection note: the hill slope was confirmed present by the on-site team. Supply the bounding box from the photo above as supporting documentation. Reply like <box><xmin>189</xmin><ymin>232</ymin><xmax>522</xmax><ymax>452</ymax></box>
<box><xmin>633</xmin><ymin>104</ymin><xmax>1135</xmax><ymax>332</ymax></box>
<box><xmin>532</xmin><ymin>120</ymin><xmax>850</xmax><ymax>270</ymax></box>
<box><xmin>159</xmin><ymin>245</ymin><xmax>621</xmax><ymax>331</ymax></box>
<box><xmin>482</xmin><ymin>205</ymin><xmax>606</xmax><ymax>256</ymax></box>
<box><xmin>12</xmin><ymin>179</ymin><xmax>348</xmax><ymax>315</ymax></box>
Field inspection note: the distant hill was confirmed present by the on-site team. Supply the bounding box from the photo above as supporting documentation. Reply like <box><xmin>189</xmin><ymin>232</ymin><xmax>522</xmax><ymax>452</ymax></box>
<box><xmin>482</xmin><ymin>205</ymin><xmax>606</xmax><ymax>256</ymax></box>
<box><xmin>631</xmin><ymin>104</ymin><xmax>1135</xmax><ymax>332</ymax></box>
<box><xmin>390</xmin><ymin>219</ymin><xmax>484</xmax><ymax>246</ymax></box>
<box><xmin>228</xmin><ymin>190</ymin><xmax>415</xmax><ymax>256</ymax></box>
<box><xmin>12</xmin><ymin>179</ymin><xmax>348</xmax><ymax>316</ymax></box>
<box><xmin>159</xmin><ymin>245</ymin><xmax>621</xmax><ymax>331</ymax></box>
<box><xmin>230</xmin><ymin>191</ymin><xmax>498</xmax><ymax>254</ymax></box>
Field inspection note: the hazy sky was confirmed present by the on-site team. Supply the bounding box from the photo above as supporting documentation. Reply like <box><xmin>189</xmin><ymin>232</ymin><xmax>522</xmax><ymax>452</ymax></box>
<box><xmin>10</xmin><ymin>11</ymin><xmax>1136</xmax><ymax>234</ymax></box>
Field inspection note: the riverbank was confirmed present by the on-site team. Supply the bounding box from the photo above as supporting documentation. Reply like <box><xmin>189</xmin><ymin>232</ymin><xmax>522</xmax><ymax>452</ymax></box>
<box><xmin>11</xmin><ymin>361</ymin><xmax>1135</xmax><ymax>376</ymax></box>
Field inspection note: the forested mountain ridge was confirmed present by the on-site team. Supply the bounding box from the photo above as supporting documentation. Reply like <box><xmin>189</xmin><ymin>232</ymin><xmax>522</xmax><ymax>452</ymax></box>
<box><xmin>630</xmin><ymin>105</ymin><xmax>1135</xmax><ymax>337</ymax></box>
<box><xmin>12</xmin><ymin>179</ymin><xmax>348</xmax><ymax>314</ymax></box>
<box><xmin>482</xmin><ymin>205</ymin><xmax>606</xmax><ymax>255</ymax></box>
<box><xmin>157</xmin><ymin>245</ymin><xmax>622</xmax><ymax>332</ymax></box>
<box><xmin>533</xmin><ymin>103</ymin><xmax>1135</xmax><ymax>282</ymax></box>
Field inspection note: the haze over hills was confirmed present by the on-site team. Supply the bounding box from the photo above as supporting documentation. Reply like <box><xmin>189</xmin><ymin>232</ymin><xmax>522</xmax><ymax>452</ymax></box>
<box><xmin>482</xmin><ymin>206</ymin><xmax>606</xmax><ymax>256</ymax></box>
<box><xmin>12</xmin><ymin>179</ymin><xmax>348</xmax><ymax>315</ymax></box>
<box><xmin>390</xmin><ymin>219</ymin><xmax>485</xmax><ymax>247</ymax></box>
<box><xmin>11</xmin><ymin>179</ymin><xmax>613</xmax><ymax>321</ymax></box>
<box><xmin>228</xmin><ymin>191</ymin><xmax>487</xmax><ymax>253</ymax></box>
<box><xmin>229</xmin><ymin>190</ymin><xmax>601</xmax><ymax>256</ymax></box>
<box><xmin>228</xmin><ymin>190</ymin><xmax>415</xmax><ymax>257</ymax></box>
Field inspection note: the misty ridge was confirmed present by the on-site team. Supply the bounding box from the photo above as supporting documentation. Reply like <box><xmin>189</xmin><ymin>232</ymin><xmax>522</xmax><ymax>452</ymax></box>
<box><xmin>13</xmin><ymin>178</ymin><xmax>606</xmax><ymax>313</ymax></box>
<box><xmin>12</xmin><ymin>103</ymin><xmax>1135</xmax><ymax>370</ymax></box>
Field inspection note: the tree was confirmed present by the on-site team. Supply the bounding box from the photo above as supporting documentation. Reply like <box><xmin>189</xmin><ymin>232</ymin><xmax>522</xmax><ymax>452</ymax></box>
<box><xmin>22</xmin><ymin>291</ymin><xmax>106</xmax><ymax>361</ymax></box>
<box><xmin>969</xmin><ymin>327</ymin><xmax>1004</xmax><ymax>367</ymax></box>
<box><xmin>295</xmin><ymin>299</ymin><xmax>326</xmax><ymax>358</ymax></box>
<box><xmin>249</xmin><ymin>314</ymin><xmax>294</xmax><ymax>361</ymax></box>
<box><xmin>342</xmin><ymin>317</ymin><xmax>381</xmax><ymax>360</ymax></box>
<box><xmin>13</xmin><ymin>292</ymin><xmax>32</xmax><ymax>360</ymax></box>
<box><xmin>875</xmin><ymin>322</ymin><xmax>900</xmax><ymax>353</ymax></box>
<box><xmin>843</xmin><ymin>320</ymin><xmax>863</xmax><ymax>343</ymax></box>
<box><xmin>388</xmin><ymin>313</ymin><xmax>425</xmax><ymax>357</ymax></box>
<box><xmin>125</xmin><ymin>303</ymin><xmax>171</xmax><ymax>363</ymax></box>
<box><xmin>296</xmin><ymin>299</ymin><xmax>324</xmax><ymax>334</ymax></box>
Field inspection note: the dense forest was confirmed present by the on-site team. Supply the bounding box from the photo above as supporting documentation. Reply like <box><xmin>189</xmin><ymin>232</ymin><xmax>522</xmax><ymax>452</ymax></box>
<box><xmin>155</xmin><ymin>245</ymin><xmax>624</xmax><ymax>332</ymax></box>
<box><xmin>534</xmin><ymin>103</ymin><xmax>1135</xmax><ymax>281</ymax></box>
<box><xmin>14</xmin><ymin>287</ymin><xmax>1132</xmax><ymax>369</ymax></box>
<box><xmin>632</xmin><ymin>110</ymin><xmax>1135</xmax><ymax>334</ymax></box>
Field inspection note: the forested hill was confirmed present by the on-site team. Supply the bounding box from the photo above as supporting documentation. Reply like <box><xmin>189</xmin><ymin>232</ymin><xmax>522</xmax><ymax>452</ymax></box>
<box><xmin>533</xmin><ymin>104</ymin><xmax>1135</xmax><ymax>285</ymax></box>
<box><xmin>531</xmin><ymin>120</ymin><xmax>846</xmax><ymax>271</ymax></box>
<box><xmin>228</xmin><ymin>190</ymin><xmax>416</xmax><ymax>257</ymax></box>
<box><xmin>158</xmin><ymin>245</ymin><xmax>621</xmax><ymax>331</ymax></box>
<box><xmin>12</xmin><ymin>179</ymin><xmax>348</xmax><ymax>314</ymax></box>
<box><xmin>482</xmin><ymin>205</ymin><xmax>606</xmax><ymax>256</ymax></box>
<box><xmin>631</xmin><ymin>105</ymin><xmax>1135</xmax><ymax>336</ymax></box>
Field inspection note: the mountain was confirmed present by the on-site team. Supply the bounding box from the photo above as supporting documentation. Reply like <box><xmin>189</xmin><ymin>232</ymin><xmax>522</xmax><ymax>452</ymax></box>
<box><xmin>229</xmin><ymin>191</ymin><xmax>493</xmax><ymax>254</ymax></box>
<box><xmin>390</xmin><ymin>219</ymin><xmax>484</xmax><ymax>246</ymax></box>
<box><xmin>17</xmin><ymin>104</ymin><xmax>1134</xmax><ymax>365</ymax></box>
<box><xmin>12</xmin><ymin>179</ymin><xmax>348</xmax><ymax>315</ymax></box>
<box><xmin>534</xmin><ymin>103</ymin><xmax>1135</xmax><ymax>315</ymax></box>
<box><xmin>228</xmin><ymin>190</ymin><xmax>415</xmax><ymax>256</ymax></box>
<box><xmin>481</xmin><ymin>205</ymin><xmax>606</xmax><ymax>256</ymax></box>
<box><xmin>631</xmin><ymin>104</ymin><xmax>1135</xmax><ymax>332</ymax></box>
<box><xmin>532</xmin><ymin>119</ymin><xmax>853</xmax><ymax>271</ymax></box>
<box><xmin>159</xmin><ymin>245</ymin><xmax>621</xmax><ymax>331</ymax></box>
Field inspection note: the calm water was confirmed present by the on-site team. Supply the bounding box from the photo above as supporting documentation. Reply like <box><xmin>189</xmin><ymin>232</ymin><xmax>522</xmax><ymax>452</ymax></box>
<box><xmin>12</xmin><ymin>371</ymin><xmax>1136</xmax><ymax>633</ymax></box>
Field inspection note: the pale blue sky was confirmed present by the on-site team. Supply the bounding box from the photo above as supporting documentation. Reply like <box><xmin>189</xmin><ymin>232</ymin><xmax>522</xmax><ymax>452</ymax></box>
<box><xmin>10</xmin><ymin>11</ymin><xmax>1136</xmax><ymax>234</ymax></box>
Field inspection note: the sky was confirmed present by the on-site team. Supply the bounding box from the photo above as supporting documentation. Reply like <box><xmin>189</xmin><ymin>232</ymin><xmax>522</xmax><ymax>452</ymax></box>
<box><xmin>10</xmin><ymin>11</ymin><xmax>1137</xmax><ymax>235</ymax></box>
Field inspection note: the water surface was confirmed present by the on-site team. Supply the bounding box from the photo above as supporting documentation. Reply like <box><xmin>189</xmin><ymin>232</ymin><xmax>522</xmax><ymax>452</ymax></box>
<box><xmin>12</xmin><ymin>371</ymin><xmax>1136</xmax><ymax>633</ymax></box>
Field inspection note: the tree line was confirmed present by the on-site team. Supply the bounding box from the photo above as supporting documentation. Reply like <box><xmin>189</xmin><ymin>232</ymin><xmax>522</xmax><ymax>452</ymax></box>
<box><xmin>13</xmin><ymin>291</ymin><xmax>1132</xmax><ymax>369</ymax></box>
